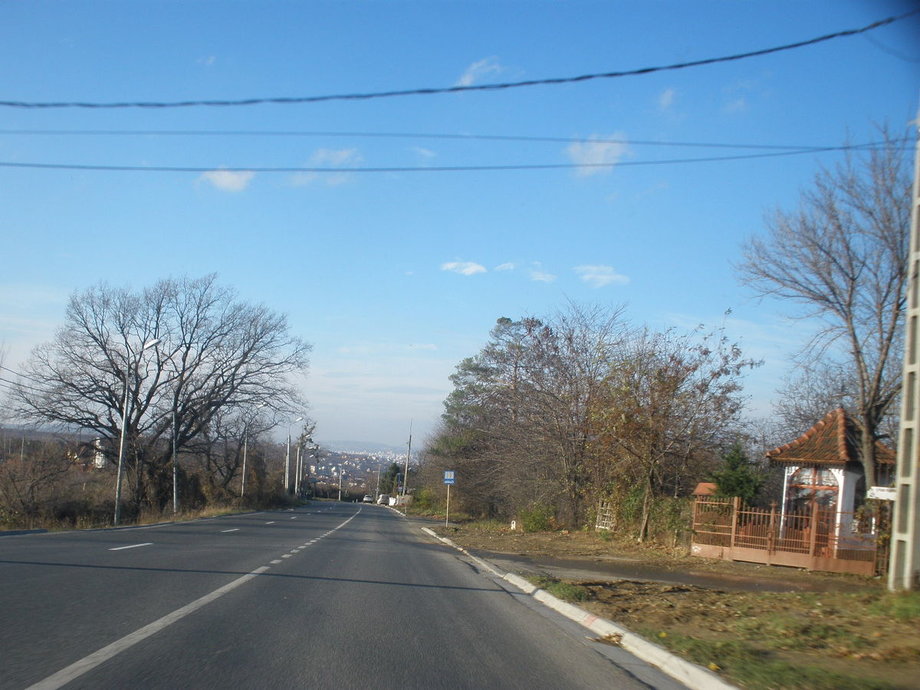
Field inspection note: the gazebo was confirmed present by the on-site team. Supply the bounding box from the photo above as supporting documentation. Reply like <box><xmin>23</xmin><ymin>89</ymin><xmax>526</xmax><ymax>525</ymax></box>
<box><xmin>767</xmin><ymin>408</ymin><xmax>895</xmax><ymax>530</ymax></box>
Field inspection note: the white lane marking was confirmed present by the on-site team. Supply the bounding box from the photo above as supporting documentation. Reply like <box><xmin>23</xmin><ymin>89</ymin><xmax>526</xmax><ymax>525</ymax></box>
<box><xmin>270</xmin><ymin>560</ymin><xmax>282</xmax><ymax>564</ymax></box>
<box><xmin>29</xmin><ymin>508</ymin><xmax>363</xmax><ymax>690</ymax></box>
<box><xmin>108</xmin><ymin>543</ymin><xmax>153</xmax><ymax>551</ymax></box>
<box><xmin>27</xmin><ymin>566</ymin><xmax>270</xmax><ymax>690</ymax></box>
<box><xmin>221</xmin><ymin>529</ymin><xmax>239</xmax><ymax>533</ymax></box>
<box><xmin>281</xmin><ymin>554</ymin><xmax>291</xmax><ymax>559</ymax></box>
<box><xmin>265</xmin><ymin>521</ymin><xmax>275</xmax><ymax>525</ymax></box>
<box><xmin>290</xmin><ymin>516</ymin><xmax>297</xmax><ymax>520</ymax></box>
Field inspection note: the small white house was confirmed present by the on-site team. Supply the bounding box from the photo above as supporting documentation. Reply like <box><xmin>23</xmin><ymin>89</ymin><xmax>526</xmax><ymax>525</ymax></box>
<box><xmin>767</xmin><ymin>408</ymin><xmax>895</xmax><ymax>549</ymax></box>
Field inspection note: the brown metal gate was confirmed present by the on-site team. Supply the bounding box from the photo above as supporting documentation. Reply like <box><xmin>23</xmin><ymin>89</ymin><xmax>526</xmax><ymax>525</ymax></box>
<box><xmin>691</xmin><ymin>496</ymin><xmax>887</xmax><ymax>576</ymax></box>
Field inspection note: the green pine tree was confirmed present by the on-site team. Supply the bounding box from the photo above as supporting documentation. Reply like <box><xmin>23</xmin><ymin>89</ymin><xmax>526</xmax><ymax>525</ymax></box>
<box><xmin>710</xmin><ymin>442</ymin><xmax>763</xmax><ymax>504</ymax></box>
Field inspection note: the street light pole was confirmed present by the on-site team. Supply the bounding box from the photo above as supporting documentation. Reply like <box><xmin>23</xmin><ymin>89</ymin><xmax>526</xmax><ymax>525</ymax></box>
<box><xmin>285</xmin><ymin>416</ymin><xmax>303</xmax><ymax>495</ymax></box>
<box><xmin>171</xmin><ymin>408</ymin><xmax>178</xmax><ymax>514</ymax></box>
<box><xmin>113</xmin><ymin>382</ymin><xmax>131</xmax><ymax>527</ymax></box>
<box><xmin>241</xmin><ymin>403</ymin><xmax>265</xmax><ymax>498</ymax></box>
<box><xmin>113</xmin><ymin>338</ymin><xmax>160</xmax><ymax>527</ymax></box>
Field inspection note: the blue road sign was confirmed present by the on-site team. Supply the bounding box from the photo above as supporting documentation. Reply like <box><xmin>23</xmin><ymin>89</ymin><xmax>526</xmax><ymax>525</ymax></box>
<box><xmin>443</xmin><ymin>470</ymin><xmax>455</xmax><ymax>485</ymax></box>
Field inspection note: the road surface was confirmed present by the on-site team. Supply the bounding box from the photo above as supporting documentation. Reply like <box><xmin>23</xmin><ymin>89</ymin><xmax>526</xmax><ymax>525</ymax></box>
<box><xmin>1</xmin><ymin>504</ymin><xmax>686</xmax><ymax>689</ymax></box>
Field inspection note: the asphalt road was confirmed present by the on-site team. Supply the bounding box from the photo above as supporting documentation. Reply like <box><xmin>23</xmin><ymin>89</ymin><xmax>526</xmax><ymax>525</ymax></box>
<box><xmin>1</xmin><ymin>504</ymin><xmax>686</xmax><ymax>689</ymax></box>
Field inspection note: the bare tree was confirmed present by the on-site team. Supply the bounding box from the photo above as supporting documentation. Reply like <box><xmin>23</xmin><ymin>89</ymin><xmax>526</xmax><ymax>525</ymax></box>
<box><xmin>426</xmin><ymin>304</ymin><xmax>629</xmax><ymax>526</ymax></box>
<box><xmin>590</xmin><ymin>326</ymin><xmax>756</xmax><ymax>542</ymax></box>
<box><xmin>739</xmin><ymin>130</ymin><xmax>911</xmax><ymax>484</ymax></box>
<box><xmin>13</xmin><ymin>275</ymin><xmax>311</xmax><ymax>516</ymax></box>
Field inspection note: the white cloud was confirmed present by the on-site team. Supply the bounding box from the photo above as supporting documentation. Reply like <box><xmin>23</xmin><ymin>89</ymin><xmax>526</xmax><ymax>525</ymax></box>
<box><xmin>199</xmin><ymin>169</ymin><xmax>254</xmax><ymax>192</ymax></box>
<box><xmin>574</xmin><ymin>265</ymin><xmax>630</xmax><ymax>288</ymax></box>
<box><xmin>290</xmin><ymin>148</ymin><xmax>363</xmax><ymax>186</ymax></box>
<box><xmin>566</xmin><ymin>133</ymin><xmax>629</xmax><ymax>177</ymax></box>
<box><xmin>724</xmin><ymin>97</ymin><xmax>748</xmax><ymax>114</ymax></box>
<box><xmin>456</xmin><ymin>57</ymin><xmax>503</xmax><ymax>87</ymax></box>
<box><xmin>441</xmin><ymin>261</ymin><xmax>487</xmax><ymax>276</ymax></box>
<box><xmin>494</xmin><ymin>262</ymin><xmax>516</xmax><ymax>271</ymax></box>
<box><xmin>412</xmin><ymin>146</ymin><xmax>437</xmax><ymax>160</ymax></box>
<box><xmin>530</xmin><ymin>266</ymin><xmax>556</xmax><ymax>283</ymax></box>
<box><xmin>310</xmin><ymin>148</ymin><xmax>362</xmax><ymax>166</ymax></box>
<box><xmin>658</xmin><ymin>87</ymin><xmax>676</xmax><ymax>110</ymax></box>
<box><xmin>723</xmin><ymin>79</ymin><xmax>756</xmax><ymax>114</ymax></box>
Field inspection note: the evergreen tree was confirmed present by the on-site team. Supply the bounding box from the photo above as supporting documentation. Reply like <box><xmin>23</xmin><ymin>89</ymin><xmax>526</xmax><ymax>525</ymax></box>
<box><xmin>711</xmin><ymin>443</ymin><xmax>762</xmax><ymax>504</ymax></box>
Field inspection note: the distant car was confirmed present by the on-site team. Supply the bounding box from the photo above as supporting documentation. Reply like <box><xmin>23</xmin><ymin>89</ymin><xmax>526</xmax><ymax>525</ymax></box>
<box><xmin>376</xmin><ymin>494</ymin><xmax>389</xmax><ymax>505</ymax></box>
<box><xmin>362</xmin><ymin>494</ymin><xmax>373</xmax><ymax>503</ymax></box>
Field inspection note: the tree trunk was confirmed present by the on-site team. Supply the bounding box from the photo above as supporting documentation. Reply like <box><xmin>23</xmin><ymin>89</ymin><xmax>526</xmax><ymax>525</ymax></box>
<box><xmin>637</xmin><ymin>469</ymin><xmax>653</xmax><ymax>544</ymax></box>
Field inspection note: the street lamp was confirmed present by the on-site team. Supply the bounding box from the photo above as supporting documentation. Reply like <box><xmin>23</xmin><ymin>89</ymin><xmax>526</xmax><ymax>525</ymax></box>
<box><xmin>241</xmin><ymin>402</ymin><xmax>266</xmax><ymax>498</ymax></box>
<box><xmin>295</xmin><ymin>435</ymin><xmax>313</xmax><ymax>498</ymax></box>
<box><xmin>113</xmin><ymin>338</ymin><xmax>160</xmax><ymax>526</ymax></box>
<box><xmin>171</xmin><ymin>407</ymin><xmax>178</xmax><ymax>514</ymax></box>
<box><xmin>285</xmin><ymin>416</ymin><xmax>303</xmax><ymax>494</ymax></box>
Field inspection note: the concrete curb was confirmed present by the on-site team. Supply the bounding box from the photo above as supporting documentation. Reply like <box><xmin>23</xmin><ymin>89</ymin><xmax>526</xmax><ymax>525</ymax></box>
<box><xmin>420</xmin><ymin>527</ymin><xmax>735</xmax><ymax>690</ymax></box>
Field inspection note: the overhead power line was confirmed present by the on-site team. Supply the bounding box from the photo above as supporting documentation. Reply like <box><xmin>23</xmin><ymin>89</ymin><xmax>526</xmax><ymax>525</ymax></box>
<box><xmin>1</xmin><ymin>11</ymin><xmax>915</xmax><ymax>110</ymax></box>
<box><xmin>0</xmin><ymin>145</ymin><xmax>878</xmax><ymax>174</ymax></box>
<box><xmin>0</xmin><ymin>128</ymin><xmax>890</xmax><ymax>152</ymax></box>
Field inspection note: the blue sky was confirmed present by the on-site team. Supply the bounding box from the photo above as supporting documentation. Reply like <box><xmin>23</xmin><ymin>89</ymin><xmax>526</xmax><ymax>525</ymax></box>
<box><xmin>0</xmin><ymin>1</ymin><xmax>918</xmax><ymax>447</ymax></box>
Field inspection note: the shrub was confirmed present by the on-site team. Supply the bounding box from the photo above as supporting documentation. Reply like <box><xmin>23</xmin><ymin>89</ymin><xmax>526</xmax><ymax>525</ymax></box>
<box><xmin>519</xmin><ymin>503</ymin><xmax>555</xmax><ymax>532</ymax></box>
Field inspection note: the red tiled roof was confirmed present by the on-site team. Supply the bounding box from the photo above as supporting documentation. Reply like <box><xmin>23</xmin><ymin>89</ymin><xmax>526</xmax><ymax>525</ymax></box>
<box><xmin>693</xmin><ymin>482</ymin><xmax>718</xmax><ymax>496</ymax></box>
<box><xmin>766</xmin><ymin>408</ymin><xmax>895</xmax><ymax>466</ymax></box>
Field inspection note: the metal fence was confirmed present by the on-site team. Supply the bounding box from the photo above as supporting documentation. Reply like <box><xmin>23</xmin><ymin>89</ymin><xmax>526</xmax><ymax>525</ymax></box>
<box><xmin>691</xmin><ymin>496</ymin><xmax>888</xmax><ymax>576</ymax></box>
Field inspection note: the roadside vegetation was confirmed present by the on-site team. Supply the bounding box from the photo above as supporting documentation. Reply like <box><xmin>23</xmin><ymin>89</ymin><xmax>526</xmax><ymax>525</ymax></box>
<box><xmin>0</xmin><ymin>275</ymin><xmax>315</xmax><ymax>529</ymax></box>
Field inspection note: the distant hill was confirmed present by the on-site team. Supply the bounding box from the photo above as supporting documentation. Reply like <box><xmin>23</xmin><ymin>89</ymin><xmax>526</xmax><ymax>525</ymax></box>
<box><xmin>317</xmin><ymin>440</ymin><xmax>407</xmax><ymax>455</ymax></box>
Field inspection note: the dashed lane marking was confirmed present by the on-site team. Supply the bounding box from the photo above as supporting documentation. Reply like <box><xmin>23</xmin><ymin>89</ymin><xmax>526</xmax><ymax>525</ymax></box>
<box><xmin>29</xmin><ymin>508</ymin><xmax>363</xmax><ymax>690</ymax></box>
<box><xmin>108</xmin><ymin>543</ymin><xmax>153</xmax><ymax>551</ymax></box>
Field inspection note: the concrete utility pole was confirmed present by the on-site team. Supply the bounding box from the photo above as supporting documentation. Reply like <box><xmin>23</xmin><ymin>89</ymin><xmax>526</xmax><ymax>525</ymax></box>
<box><xmin>403</xmin><ymin>421</ymin><xmax>412</xmax><ymax>497</ymax></box>
<box><xmin>889</xmin><ymin>120</ymin><xmax>920</xmax><ymax>591</ymax></box>
<box><xmin>171</xmin><ymin>408</ymin><xmax>178</xmax><ymax>514</ymax></box>
<box><xmin>113</xmin><ymin>338</ymin><xmax>160</xmax><ymax>527</ymax></box>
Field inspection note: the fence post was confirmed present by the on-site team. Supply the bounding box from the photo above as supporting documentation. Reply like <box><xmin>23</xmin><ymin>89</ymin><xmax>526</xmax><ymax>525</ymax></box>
<box><xmin>808</xmin><ymin>500</ymin><xmax>820</xmax><ymax>559</ymax></box>
<box><xmin>729</xmin><ymin>496</ymin><xmax>740</xmax><ymax>553</ymax></box>
<box><xmin>767</xmin><ymin>502</ymin><xmax>777</xmax><ymax>563</ymax></box>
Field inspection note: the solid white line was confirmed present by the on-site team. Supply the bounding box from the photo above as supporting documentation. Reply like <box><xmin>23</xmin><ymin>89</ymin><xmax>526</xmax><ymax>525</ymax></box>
<box><xmin>26</xmin><ymin>566</ymin><xmax>271</xmax><ymax>690</ymax></box>
<box><xmin>108</xmin><ymin>543</ymin><xmax>153</xmax><ymax>551</ymax></box>
<box><xmin>220</xmin><ymin>529</ymin><xmax>239</xmax><ymax>533</ymax></box>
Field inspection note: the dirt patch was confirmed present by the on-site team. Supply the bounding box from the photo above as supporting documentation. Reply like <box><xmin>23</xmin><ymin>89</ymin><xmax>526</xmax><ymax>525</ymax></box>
<box><xmin>431</xmin><ymin>524</ymin><xmax>920</xmax><ymax>689</ymax></box>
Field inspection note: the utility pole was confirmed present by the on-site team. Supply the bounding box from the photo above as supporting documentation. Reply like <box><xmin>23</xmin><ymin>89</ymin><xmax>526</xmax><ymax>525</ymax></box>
<box><xmin>403</xmin><ymin>420</ymin><xmax>412</xmax><ymax>497</ymax></box>
<box><xmin>171</xmin><ymin>408</ymin><xmax>178</xmax><ymax>514</ymax></box>
<box><xmin>889</xmin><ymin>118</ymin><xmax>920</xmax><ymax>591</ymax></box>
<box><xmin>284</xmin><ymin>433</ymin><xmax>291</xmax><ymax>494</ymax></box>
<box><xmin>338</xmin><ymin>468</ymin><xmax>343</xmax><ymax>502</ymax></box>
